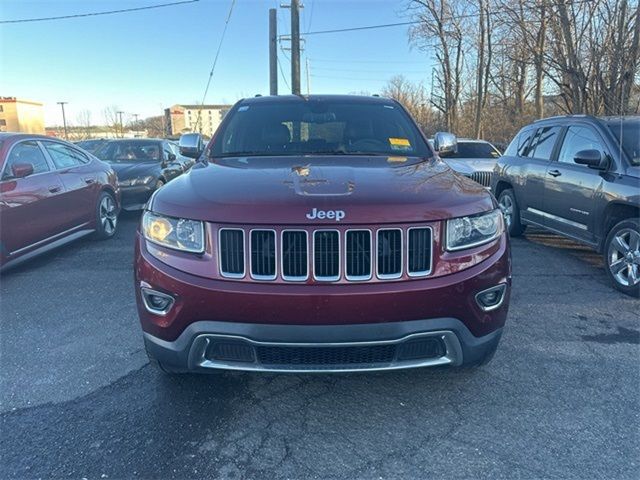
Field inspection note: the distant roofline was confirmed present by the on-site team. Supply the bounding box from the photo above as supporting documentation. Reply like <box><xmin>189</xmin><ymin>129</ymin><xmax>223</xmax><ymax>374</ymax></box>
<box><xmin>171</xmin><ymin>104</ymin><xmax>233</xmax><ymax>110</ymax></box>
<box><xmin>0</xmin><ymin>97</ymin><xmax>43</xmax><ymax>106</ymax></box>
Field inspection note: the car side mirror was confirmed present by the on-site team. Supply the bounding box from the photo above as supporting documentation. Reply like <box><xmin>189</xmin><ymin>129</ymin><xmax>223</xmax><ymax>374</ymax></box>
<box><xmin>433</xmin><ymin>132</ymin><xmax>457</xmax><ymax>157</ymax></box>
<box><xmin>168</xmin><ymin>152</ymin><xmax>177</xmax><ymax>162</ymax></box>
<box><xmin>179</xmin><ymin>133</ymin><xmax>204</xmax><ymax>159</ymax></box>
<box><xmin>574</xmin><ymin>149</ymin><xmax>607</xmax><ymax>170</ymax></box>
<box><xmin>11</xmin><ymin>163</ymin><xmax>34</xmax><ymax>179</ymax></box>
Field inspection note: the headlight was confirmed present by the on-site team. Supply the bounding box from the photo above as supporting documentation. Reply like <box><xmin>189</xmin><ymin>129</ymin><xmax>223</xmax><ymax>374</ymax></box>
<box><xmin>119</xmin><ymin>176</ymin><xmax>154</xmax><ymax>187</ymax></box>
<box><xmin>446</xmin><ymin>209</ymin><xmax>503</xmax><ymax>251</ymax></box>
<box><xmin>142</xmin><ymin>211</ymin><xmax>205</xmax><ymax>253</ymax></box>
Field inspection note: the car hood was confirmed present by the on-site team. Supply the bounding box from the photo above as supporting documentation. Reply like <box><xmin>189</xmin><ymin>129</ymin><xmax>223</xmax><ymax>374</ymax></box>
<box><xmin>109</xmin><ymin>162</ymin><xmax>158</xmax><ymax>181</ymax></box>
<box><xmin>150</xmin><ymin>155</ymin><xmax>495</xmax><ymax>225</ymax></box>
<box><xmin>443</xmin><ymin>158</ymin><xmax>498</xmax><ymax>175</ymax></box>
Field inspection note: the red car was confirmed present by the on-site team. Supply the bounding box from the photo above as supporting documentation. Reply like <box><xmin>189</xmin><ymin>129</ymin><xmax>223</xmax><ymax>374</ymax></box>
<box><xmin>135</xmin><ymin>95</ymin><xmax>511</xmax><ymax>374</ymax></box>
<box><xmin>0</xmin><ymin>133</ymin><xmax>120</xmax><ymax>270</ymax></box>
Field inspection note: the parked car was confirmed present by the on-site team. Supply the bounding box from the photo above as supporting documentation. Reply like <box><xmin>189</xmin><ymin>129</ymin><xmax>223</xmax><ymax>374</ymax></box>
<box><xmin>168</xmin><ymin>140</ymin><xmax>196</xmax><ymax>172</ymax></box>
<box><xmin>431</xmin><ymin>136</ymin><xmax>501</xmax><ymax>189</ymax></box>
<box><xmin>493</xmin><ymin>115</ymin><xmax>640</xmax><ymax>296</ymax></box>
<box><xmin>135</xmin><ymin>95</ymin><xmax>511</xmax><ymax>375</ymax></box>
<box><xmin>74</xmin><ymin>138</ymin><xmax>109</xmax><ymax>154</ymax></box>
<box><xmin>94</xmin><ymin>138</ymin><xmax>184</xmax><ymax>210</ymax></box>
<box><xmin>0</xmin><ymin>133</ymin><xmax>120</xmax><ymax>270</ymax></box>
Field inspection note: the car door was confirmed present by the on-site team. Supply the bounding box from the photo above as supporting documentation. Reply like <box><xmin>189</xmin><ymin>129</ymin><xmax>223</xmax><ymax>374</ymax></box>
<box><xmin>41</xmin><ymin>140</ymin><xmax>97</xmax><ymax>229</ymax></box>
<box><xmin>516</xmin><ymin>125</ymin><xmax>562</xmax><ymax>226</ymax></box>
<box><xmin>541</xmin><ymin>125</ymin><xmax>607</xmax><ymax>244</ymax></box>
<box><xmin>0</xmin><ymin>140</ymin><xmax>67</xmax><ymax>257</ymax></box>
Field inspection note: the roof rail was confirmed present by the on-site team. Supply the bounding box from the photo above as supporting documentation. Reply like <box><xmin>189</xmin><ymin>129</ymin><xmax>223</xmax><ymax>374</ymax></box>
<box><xmin>533</xmin><ymin>114</ymin><xmax>599</xmax><ymax>123</ymax></box>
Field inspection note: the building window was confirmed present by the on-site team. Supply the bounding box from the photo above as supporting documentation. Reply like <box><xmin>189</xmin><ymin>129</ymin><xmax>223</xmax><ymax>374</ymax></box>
<box><xmin>0</xmin><ymin>105</ymin><xmax>3</xmax><ymax>112</ymax></box>
<box><xmin>0</xmin><ymin>119</ymin><xmax>6</xmax><ymax>126</ymax></box>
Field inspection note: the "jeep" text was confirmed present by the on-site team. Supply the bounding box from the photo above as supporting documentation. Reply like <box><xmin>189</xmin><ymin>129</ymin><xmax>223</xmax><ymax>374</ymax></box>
<box><xmin>305</xmin><ymin>208</ymin><xmax>345</xmax><ymax>221</ymax></box>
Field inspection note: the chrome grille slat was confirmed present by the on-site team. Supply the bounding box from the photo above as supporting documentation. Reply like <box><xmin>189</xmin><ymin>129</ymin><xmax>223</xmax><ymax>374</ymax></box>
<box><xmin>250</xmin><ymin>230</ymin><xmax>276</xmax><ymax>280</ymax></box>
<box><xmin>467</xmin><ymin>171</ymin><xmax>492</xmax><ymax>187</ymax></box>
<box><xmin>282</xmin><ymin>230</ymin><xmax>308</xmax><ymax>281</ymax></box>
<box><xmin>407</xmin><ymin>227</ymin><xmax>432</xmax><ymax>276</ymax></box>
<box><xmin>219</xmin><ymin>229</ymin><xmax>245</xmax><ymax>278</ymax></box>
<box><xmin>345</xmin><ymin>230</ymin><xmax>372</xmax><ymax>281</ymax></box>
<box><xmin>377</xmin><ymin>229</ymin><xmax>403</xmax><ymax>279</ymax></box>
<box><xmin>313</xmin><ymin>230</ymin><xmax>340</xmax><ymax>281</ymax></box>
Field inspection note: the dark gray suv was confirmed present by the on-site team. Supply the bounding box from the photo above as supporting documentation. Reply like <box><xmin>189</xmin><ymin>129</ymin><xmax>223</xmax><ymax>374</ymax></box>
<box><xmin>492</xmin><ymin>115</ymin><xmax>639</xmax><ymax>296</ymax></box>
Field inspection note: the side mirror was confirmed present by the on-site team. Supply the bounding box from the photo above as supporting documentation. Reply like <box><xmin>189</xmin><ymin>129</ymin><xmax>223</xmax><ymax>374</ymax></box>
<box><xmin>433</xmin><ymin>132</ymin><xmax>457</xmax><ymax>157</ymax></box>
<box><xmin>168</xmin><ymin>152</ymin><xmax>177</xmax><ymax>162</ymax></box>
<box><xmin>574</xmin><ymin>149</ymin><xmax>607</xmax><ymax>169</ymax></box>
<box><xmin>179</xmin><ymin>133</ymin><xmax>204</xmax><ymax>159</ymax></box>
<box><xmin>11</xmin><ymin>163</ymin><xmax>34</xmax><ymax>179</ymax></box>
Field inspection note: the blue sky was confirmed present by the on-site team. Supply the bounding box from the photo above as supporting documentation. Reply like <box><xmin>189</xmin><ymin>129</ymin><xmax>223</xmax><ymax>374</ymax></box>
<box><xmin>0</xmin><ymin>0</ymin><xmax>434</xmax><ymax>127</ymax></box>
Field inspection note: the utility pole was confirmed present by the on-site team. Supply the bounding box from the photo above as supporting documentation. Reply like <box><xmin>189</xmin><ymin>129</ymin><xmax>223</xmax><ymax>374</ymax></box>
<box><xmin>290</xmin><ymin>0</ymin><xmax>301</xmax><ymax>95</ymax></box>
<box><xmin>305</xmin><ymin>57</ymin><xmax>311</xmax><ymax>95</ymax></box>
<box><xmin>57</xmin><ymin>102</ymin><xmax>68</xmax><ymax>140</ymax></box>
<box><xmin>117</xmin><ymin>111</ymin><xmax>124</xmax><ymax>138</ymax></box>
<box><xmin>269</xmin><ymin>9</ymin><xmax>278</xmax><ymax>96</ymax></box>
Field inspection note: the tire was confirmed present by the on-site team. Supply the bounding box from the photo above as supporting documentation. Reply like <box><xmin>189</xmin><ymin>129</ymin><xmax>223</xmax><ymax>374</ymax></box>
<box><xmin>94</xmin><ymin>191</ymin><xmax>118</xmax><ymax>239</ymax></box>
<box><xmin>603</xmin><ymin>218</ymin><xmax>640</xmax><ymax>297</ymax></box>
<box><xmin>498</xmin><ymin>189</ymin><xmax>526</xmax><ymax>237</ymax></box>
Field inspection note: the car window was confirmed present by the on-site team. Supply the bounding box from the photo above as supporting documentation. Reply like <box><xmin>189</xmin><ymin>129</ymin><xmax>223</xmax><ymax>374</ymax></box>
<box><xmin>95</xmin><ymin>141</ymin><xmax>161</xmax><ymax>163</ymax></box>
<box><xmin>608</xmin><ymin>121</ymin><xmax>640</xmax><ymax>166</ymax></box>
<box><xmin>527</xmin><ymin>126</ymin><xmax>561</xmax><ymax>160</ymax></box>
<box><xmin>516</xmin><ymin>128</ymin><xmax>535</xmax><ymax>157</ymax></box>
<box><xmin>447</xmin><ymin>141</ymin><xmax>500</xmax><ymax>159</ymax></box>
<box><xmin>211</xmin><ymin>100</ymin><xmax>430</xmax><ymax>158</ymax></box>
<box><xmin>558</xmin><ymin>126</ymin><xmax>606</xmax><ymax>165</ymax></box>
<box><xmin>43</xmin><ymin>142</ymin><xmax>89</xmax><ymax>169</ymax></box>
<box><xmin>2</xmin><ymin>141</ymin><xmax>50</xmax><ymax>180</ymax></box>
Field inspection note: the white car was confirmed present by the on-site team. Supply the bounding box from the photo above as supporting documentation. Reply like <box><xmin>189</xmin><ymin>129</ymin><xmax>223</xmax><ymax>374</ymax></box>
<box><xmin>430</xmin><ymin>135</ymin><xmax>501</xmax><ymax>189</ymax></box>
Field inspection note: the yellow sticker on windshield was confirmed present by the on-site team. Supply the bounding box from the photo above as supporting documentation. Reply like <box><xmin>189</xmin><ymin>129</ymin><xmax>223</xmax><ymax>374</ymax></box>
<box><xmin>387</xmin><ymin>156</ymin><xmax>407</xmax><ymax>163</ymax></box>
<box><xmin>389</xmin><ymin>137</ymin><xmax>411</xmax><ymax>150</ymax></box>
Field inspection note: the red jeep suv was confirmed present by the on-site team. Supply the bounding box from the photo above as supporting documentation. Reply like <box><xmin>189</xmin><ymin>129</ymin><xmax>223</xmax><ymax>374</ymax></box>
<box><xmin>134</xmin><ymin>95</ymin><xmax>511</xmax><ymax>374</ymax></box>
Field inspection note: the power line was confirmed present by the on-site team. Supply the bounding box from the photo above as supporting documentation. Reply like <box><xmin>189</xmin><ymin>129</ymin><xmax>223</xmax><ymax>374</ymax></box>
<box><xmin>194</xmin><ymin>0</ymin><xmax>236</xmax><ymax>132</ymax></box>
<box><xmin>311</xmin><ymin>58</ymin><xmax>426</xmax><ymax>64</ymax></box>
<box><xmin>304</xmin><ymin>0</ymin><xmax>596</xmax><ymax>36</ymax></box>
<box><xmin>277</xmin><ymin>56</ymin><xmax>291</xmax><ymax>91</ymax></box>
<box><xmin>0</xmin><ymin>0</ymin><xmax>199</xmax><ymax>24</ymax></box>
<box><xmin>314</xmin><ymin>66</ymin><xmax>431</xmax><ymax>74</ymax></box>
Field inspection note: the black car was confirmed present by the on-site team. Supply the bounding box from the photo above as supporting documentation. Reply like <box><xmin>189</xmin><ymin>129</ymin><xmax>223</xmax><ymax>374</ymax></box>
<box><xmin>492</xmin><ymin>115</ymin><xmax>639</xmax><ymax>296</ymax></box>
<box><xmin>94</xmin><ymin>139</ymin><xmax>184</xmax><ymax>210</ymax></box>
<box><xmin>74</xmin><ymin>138</ymin><xmax>109</xmax><ymax>154</ymax></box>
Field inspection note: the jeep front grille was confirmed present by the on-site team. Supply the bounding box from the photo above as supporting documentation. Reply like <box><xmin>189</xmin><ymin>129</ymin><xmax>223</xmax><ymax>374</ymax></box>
<box><xmin>466</xmin><ymin>171</ymin><xmax>492</xmax><ymax>188</ymax></box>
<box><xmin>217</xmin><ymin>225</ymin><xmax>433</xmax><ymax>282</ymax></box>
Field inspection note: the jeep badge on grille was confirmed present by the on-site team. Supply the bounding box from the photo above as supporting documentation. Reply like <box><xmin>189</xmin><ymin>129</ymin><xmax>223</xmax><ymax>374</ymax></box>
<box><xmin>306</xmin><ymin>208</ymin><xmax>345</xmax><ymax>221</ymax></box>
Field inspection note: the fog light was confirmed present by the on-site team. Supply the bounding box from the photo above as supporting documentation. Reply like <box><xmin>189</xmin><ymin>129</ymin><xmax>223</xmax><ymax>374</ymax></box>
<box><xmin>141</xmin><ymin>287</ymin><xmax>175</xmax><ymax>315</ymax></box>
<box><xmin>475</xmin><ymin>284</ymin><xmax>506</xmax><ymax>312</ymax></box>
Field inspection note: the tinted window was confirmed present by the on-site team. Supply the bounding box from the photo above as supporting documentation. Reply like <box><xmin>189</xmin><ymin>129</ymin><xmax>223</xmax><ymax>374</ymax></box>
<box><xmin>528</xmin><ymin>126</ymin><xmax>560</xmax><ymax>160</ymax></box>
<box><xmin>448</xmin><ymin>141</ymin><xmax>500</xmax><ymax>159</ymax></box>
<box><xmin>43</xmin><ymin>142</ymin><xmax>89</xmax><ymax>169</ymax></box>
<box><xmin>558</xmin><ymin>126</ymin><xmax>605</xmax><ymax>165</ymax></box>
<box><xmin>212</xmin><ymin>100</ymin><xmax>430</xmax><ymax>158</ymax></box>
<box><xmin>95</xmin><ymin>141</ymin><xmax>162</xmax><ymax>162</ymax></box>
<box><xmin>608</xmin><ymin>121</ymin><xmax>640</xmax><ymax>166</ymax></box>
<box><xmin>516</xmin><ymin>128</ymin><xmax>536</xmax><ymax>157</ymax></box>
<box><xmin>2</xmin><ymin>141</ymin><xmax>50</xmax><ymax>180</ymax></box>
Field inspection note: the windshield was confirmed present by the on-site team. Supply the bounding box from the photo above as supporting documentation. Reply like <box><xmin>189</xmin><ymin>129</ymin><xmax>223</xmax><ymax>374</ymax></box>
<box><xmin>448</xmin><ymin>141</ymin><xmax>500</xmax><ymax>159</ymax></box>
<box><xmin>95</xmin><ymin>141</ymin><xmax>162</xmax><ymax>163</ymax></box>
<box><xmin>211</xmin><ymin>99</ymin><xmax>431</xmax><ymax>159</ymax></box>
<box><xmin>608</xmin><ymin>121</ymin><xmax>640</xmax><ymax>166</ymax></box>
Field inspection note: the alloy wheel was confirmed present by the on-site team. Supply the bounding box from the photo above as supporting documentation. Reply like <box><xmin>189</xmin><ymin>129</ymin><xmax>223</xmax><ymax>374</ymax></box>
<box><xmin>498</xmin><ymin>195</ymin><xmax>513</xmax><ymax>229</ymax></box>
<box><xmin>100</xmin><ymin>195</ymin><xmax>118</xmax><ymax>235</ymax></box>
<box><xmin>608</xmin><ymin>228</ymin><xmax>640</xmax><ymax>287</ymax></box>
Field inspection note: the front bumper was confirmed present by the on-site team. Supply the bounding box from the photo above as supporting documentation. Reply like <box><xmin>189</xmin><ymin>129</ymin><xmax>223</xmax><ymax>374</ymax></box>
<box><xmin>135</xmin><ymin>232</ymin><xmax>511</xmax><ymax>372</ymax></box>
<box><xmin>119</xmin><ymin>184</ymin><xmax>155</xmax><ymax>211</ymax></box>
<box><xmin>144</xmin><ymin>318</ymin><xmax>503</xmax><ymax>373</ymax></box>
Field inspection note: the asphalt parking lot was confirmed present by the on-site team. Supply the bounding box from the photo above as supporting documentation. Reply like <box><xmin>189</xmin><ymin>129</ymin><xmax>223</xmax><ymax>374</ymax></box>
<box><xmin>1</xmin><ymin>213</ymin><xmax>639</xmax><ymax>479</ymax></box>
